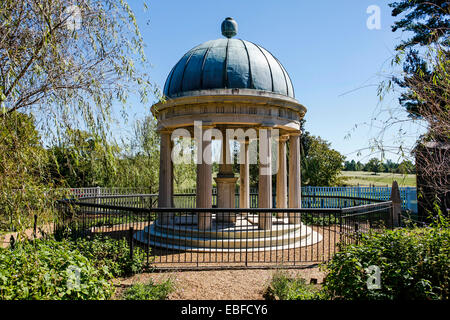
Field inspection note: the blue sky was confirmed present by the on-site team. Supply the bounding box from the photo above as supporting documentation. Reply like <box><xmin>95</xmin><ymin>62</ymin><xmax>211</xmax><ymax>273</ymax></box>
<box><xmin>119</xmin><ymin>0</ymin><xmax>426</xmax><ymax>163</ymax></box>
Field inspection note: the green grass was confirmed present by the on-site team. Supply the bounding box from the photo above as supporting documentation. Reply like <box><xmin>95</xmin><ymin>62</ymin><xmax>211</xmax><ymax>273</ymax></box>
<box><xmin>122</xmin><ymin>278</ymin><xmax>175</xmax><ymax>300</ymax></box>
<box><xmin>263</xmin><ymin>271</ymin><xmax>323</xmax><ymax>300</ymax></box>
<box><xmin>340</xmin><ymin>171</ymin><xmax>416</xmax><ymax>187</ymax></box>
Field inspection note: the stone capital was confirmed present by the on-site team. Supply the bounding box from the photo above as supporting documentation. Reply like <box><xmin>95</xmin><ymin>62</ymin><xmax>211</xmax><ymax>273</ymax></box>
<box><xmin>158</xmin><ymin>128</ymin><xmax>173</xmax><ymax>134</ymax></box>
<box><xmin>214</xmin><ymin>176</ymin><xmax>239</xmax><ymax>184</ymax></box>
<box><xmin>288</xmin><ymin>130</ymin><xmax>302</xmax><ymax>137</ymax></box>
<box><xmin>275</xmin><ymin>134</ymin><xmax>290</xmax><ymax>142</ymax></box>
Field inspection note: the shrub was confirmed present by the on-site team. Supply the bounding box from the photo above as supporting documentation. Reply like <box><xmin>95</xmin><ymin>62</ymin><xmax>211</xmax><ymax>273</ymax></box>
<box><xmin>301</xmin><ymin>213</ymin><xmax>338</xmax><ymax>226</ymax></box>
<box><xmin>71</xmin><ymin>235</ymin><xmax>147</xmax><ymax>277</ymax></box>
<box><xmin>0</xmin><ymin>239</ymin><xmax>115</xmax><ymax>300</ymax></box>
<box><xmin>263</xmin><ymin>271</ymin><xmax>323</xmax><ymax>300</ymax></box>
<box><xmin>322</xmin><ymin>225</ymin><xmax>450</xmax><ymax>300</ymax></box>
<box><xmin>122</xmin><ymin>278</ymin><xmax>175</xmax><ymax>300</ymax></box>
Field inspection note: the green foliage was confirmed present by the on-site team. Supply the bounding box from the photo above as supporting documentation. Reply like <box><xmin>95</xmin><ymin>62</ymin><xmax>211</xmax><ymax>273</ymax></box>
<box><xmin>47</xmin><ymin>130</ymin><xmax>120</xmax><ymax>187</ymax></box>
<box><xmin>263</xmin><ymin>271</ymin><xmax>323</xmax><ymax>300</ymax></box>
<box><xmin>301</xmin><ymin>135</ymin><xmax>345</xmax><ymax>186</ymax></box>
<box><xmin>0</xmin><ymin>0</ymin><xmax>157</xmax><ymax>232</ymax></box>
<box><xmin>397</xmin><ymin>160</ymin><xmax>415</xmax><ymax>174</ymax></box>
<box><xmin>0</xmin><ymin>238</ymin><xmax>115</xmax><ymax>300</ymax></box>
<box><xmin>73</xmin><ymin>235</ymin><xmax>147</xmax><ymax>277</ymax></box>
<box><xmin>322</xmin><ymin>225</ymin><xmax>450</xmax><ymax>300</ymax></box>
<box><xmin>388</xmin><ymin>1</ymin><xmax>449</xmax><ymax>119</ymax></box>
<box><xmin>364</xmin><ymin>158</ymin><xmax>385</xmax><ymax>175</ymax></box>
<box><xmin>301</xmin><ymin>213</ymin><xmax>338</xmax><ymax>226</ymax></box>
<box><xmin>113</xmin><ymin>116</ymin><xmax>160</xmax><ymax>189</ymax></box>
<box><xmin>122</xmin><ymin>278</ymin><xmax>175</xmax><ymax>300</ymax></box>
<box><xmin>390</xmin><ymin>0</ymin><xmax>449</xmax><ymax>51</ymax></box>
<box><xmin>0</xmin><ymin>0</ymin><xmax>152</xmax><ymax>138</ymax></box>
<box><xmin>0</xmin><ymin>112</ymin><xmax>65</xmax><ymax>232</ymax></box>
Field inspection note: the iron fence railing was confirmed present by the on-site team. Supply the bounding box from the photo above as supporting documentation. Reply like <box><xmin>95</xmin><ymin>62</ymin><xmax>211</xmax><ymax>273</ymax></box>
<box><xmin>56</xmin><ymin>194</ymin><xmax>392</xmax><ymax>269</ymax></box>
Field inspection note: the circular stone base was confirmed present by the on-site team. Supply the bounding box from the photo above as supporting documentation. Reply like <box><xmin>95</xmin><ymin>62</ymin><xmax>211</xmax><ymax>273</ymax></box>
<box><xmin>134</xmin><ymin>214</ymin><xmax>323</xmax><ymax>252</ymax></box>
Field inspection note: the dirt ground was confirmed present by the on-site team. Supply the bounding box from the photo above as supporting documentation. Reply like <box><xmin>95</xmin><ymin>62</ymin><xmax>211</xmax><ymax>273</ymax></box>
<box><xmin>113</xmin><ymin>265</ymin><xmax>327</xmax><ymax>300</ymax></box>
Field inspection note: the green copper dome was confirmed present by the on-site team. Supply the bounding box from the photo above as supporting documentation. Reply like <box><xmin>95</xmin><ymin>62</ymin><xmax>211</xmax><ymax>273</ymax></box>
<box><xmin>163</xmin><ymin>18</ymin><xmax>295</xmax><ymax>99</ymax></box>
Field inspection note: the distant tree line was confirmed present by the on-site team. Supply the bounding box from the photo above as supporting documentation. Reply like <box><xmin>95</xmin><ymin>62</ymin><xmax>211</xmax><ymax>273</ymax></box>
<box><xmin>343</xmin><ymin>158</ymin><xmax>416</xmax><ymax>174</ymax></box>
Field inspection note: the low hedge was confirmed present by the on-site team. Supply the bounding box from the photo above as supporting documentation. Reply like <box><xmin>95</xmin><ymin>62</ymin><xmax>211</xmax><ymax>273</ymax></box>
<box><xmin>263</xmin><ymin>271</ymin><xmax>323</xmax><ymax>300</ymax></box>
<box><xmin>72</xmin><ymin>235</ymin><xmax>146</xmax><ymax>277</ymax></box>
<box><xmin>122</xmin><ymin>278</ymin><xmax>175</xmax><ymax>300</ymax></box>
<box><xmin>321</xmin><ymin>225</ymin><xmax>450</xmax><ymax>300</ymax></box>
<box><xmin>0</xmin><ymin>234</ymin><xmax>147</xmax><ymax>300</ymax></box>
<box><xmin>0</xmin><ymin>239</ymin><xmax>115</xmax><ymax>300</ymax></box>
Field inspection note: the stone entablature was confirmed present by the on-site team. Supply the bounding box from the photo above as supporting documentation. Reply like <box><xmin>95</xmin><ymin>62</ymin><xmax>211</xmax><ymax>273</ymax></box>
<box><xmin>152</xmin><ymin>90</ymin><xmax>306</xmax><ymax>132</ymax></box>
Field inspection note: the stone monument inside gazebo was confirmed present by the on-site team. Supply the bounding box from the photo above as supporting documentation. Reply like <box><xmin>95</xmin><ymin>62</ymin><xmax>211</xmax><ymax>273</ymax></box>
<box><xmin>135</xmin><ymin>18</ymin><xmax>319</xmax><ymax>251</ymax></box>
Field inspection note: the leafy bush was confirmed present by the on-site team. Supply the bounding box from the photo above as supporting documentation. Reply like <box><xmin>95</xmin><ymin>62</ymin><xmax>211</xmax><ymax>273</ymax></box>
<box><xmin>71</xmin><ymin>235</ymin><xmax>147</xmax><ymax>277</ymax></box>
<box><xmin>0</xmin><ymin>239</ymin><xmax>115</xmax><ymax>300</ymax></box>
<box><xmin>263</xmin><ymin>271</ymin><xmax>323</xmax><ymax>300</ymax></box>
<box><xmin>122</xmin><ymin>278</ymin><xmax>175</xmax><ymax>300</ymax></box>
<box><xmin>322</xmin><ymin>225</ymin><xmax>450</xmax><ymax>300</ymax></box>
<box><xmin>301</xmin><ymin>213</ymin><xmax>338</xmax><ymax>226</ymax></box>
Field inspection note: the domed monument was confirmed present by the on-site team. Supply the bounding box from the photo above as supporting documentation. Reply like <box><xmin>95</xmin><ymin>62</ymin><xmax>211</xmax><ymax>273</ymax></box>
<box><xmin>136</xmin><ymin>18</ymin><xmax>320</xmax><ymax>252</ymax></box>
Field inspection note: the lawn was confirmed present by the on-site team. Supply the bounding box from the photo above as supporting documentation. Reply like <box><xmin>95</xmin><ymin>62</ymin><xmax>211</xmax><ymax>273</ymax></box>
<box><xmin>340</xmin><ymin>171</ymin><xmax>416</xmax><ymax>187</ymax></box>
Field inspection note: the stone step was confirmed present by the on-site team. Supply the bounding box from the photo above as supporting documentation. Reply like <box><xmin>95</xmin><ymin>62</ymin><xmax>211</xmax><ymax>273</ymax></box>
<box><xmin>134</xmin><ymin>228</ymin><xmax>322</xmax><ymax>253</ymax></box>
<box><xmin>154</xmin><ymin>214</ymin><xmax>302</xmax><ymax>239</ymax></box>
<box><xmin>134</xmin><ymin>223</ymin><xmax>313</xmax><ymax>251</ymax></box>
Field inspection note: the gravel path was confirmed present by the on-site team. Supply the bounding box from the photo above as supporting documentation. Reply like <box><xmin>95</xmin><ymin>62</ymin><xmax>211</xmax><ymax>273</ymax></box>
<box><xmin>113</xmin><ymin>265</ymin><xmax>327</xmax><ymax>300</ymax></box>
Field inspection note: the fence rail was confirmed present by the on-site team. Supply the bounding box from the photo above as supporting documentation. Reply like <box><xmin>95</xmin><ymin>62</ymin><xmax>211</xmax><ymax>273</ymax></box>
<box><xmin>64</xmin><ymin>185</ymin><xmax>417</xmax><ymax>213</ymax></box>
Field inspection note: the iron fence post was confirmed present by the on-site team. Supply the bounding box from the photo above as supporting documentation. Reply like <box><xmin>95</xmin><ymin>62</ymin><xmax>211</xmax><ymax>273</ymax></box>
<box><xmin>9</xmin><ymin>235</ymin><xmax>15</xmax><ymax>249</ymax></box>
<box><xmin>33</xmin><ymin>214</ymin><xmax>37</xmax><ymax>240</ymax></box>
<box><xmin>129</xmin><ymin>227</ymin><xmax>134</xmax><ymax>261</ymax></box>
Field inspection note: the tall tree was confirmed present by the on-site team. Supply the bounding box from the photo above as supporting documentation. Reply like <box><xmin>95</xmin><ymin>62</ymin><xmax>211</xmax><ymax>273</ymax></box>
<box><xmin>0</xmin><ymin>0</ymin><xmax>152</xmax><ymax>231</ymax></box>
<box><xmin>364</xmin><ymin>158</ymin><xmax>384</xmax><ymax>175</ymax></box>
<box><xmin>47</xmin><ymin>129</ymin><xmax>118</xmax><ymax>187</ymax></box>
<box><xmin>388</xmin><ymin>0</ymin><xmax>449</xmax><ymax>125</ymax></box>
<box><xmin>0</xmin><ymin>112</ymin><xmax>56</xmax><ymax>231</ymax></box>
<box><xmin>301</xmin><ymin>135</ymin><xmax>345</xmax><ymax>186</ymax></box>
<box><xmin>114</xmin><ymin>116</ymin><xmax>161</xmax><ymax>190</ymax></box>
<box><xmin>382</xmin><ymin>0</ymin><xmax>449</xmax><ymax>219</ymax></box>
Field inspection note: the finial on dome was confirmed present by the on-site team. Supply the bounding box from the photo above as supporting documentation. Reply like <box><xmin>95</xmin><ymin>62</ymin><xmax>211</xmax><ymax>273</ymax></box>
<box><xmin>221</xmin><ymin>17</ymin><xmax>238</xmax><ymax>38</ymax></box>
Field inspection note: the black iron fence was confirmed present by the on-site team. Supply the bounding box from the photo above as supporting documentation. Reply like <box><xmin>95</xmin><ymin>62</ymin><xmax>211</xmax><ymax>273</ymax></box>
<box><xmin>55</xmin><ymin>193</ymin><xmax>393</xmax><ymax>269</ymax></box>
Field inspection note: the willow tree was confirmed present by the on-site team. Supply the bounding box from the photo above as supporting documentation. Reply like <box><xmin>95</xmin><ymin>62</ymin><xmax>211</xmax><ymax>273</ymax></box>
<box><xmin>0</xmin><ymin>0</ymin><xmax>153</xmax><ymax>232</ymax></box>
<box><xmin>0</xmin><ymin>0</ymin><xmax>152</xmax><ymax>126</ymax></box>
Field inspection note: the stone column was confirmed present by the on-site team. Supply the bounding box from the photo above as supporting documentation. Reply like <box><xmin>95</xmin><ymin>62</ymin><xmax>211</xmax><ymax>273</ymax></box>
<box><xmin>258</xmin><ymin>127</ymin><xmax>273</xmax><ymax>230</ymax></box>
<box><xmin>158</xmin><ymin>129</ymin><xmax>173</xmax><ymax>224</ymax></box>
<box><xmin>276</xmin><ymin>135</ymin><xmax>289</xmax><ymax>218</ymax></box>
<box><xmin>288</xmin><ymin>131</ymin><xmax>301</xmax><ymax>224</ymax></box>
<box><xmin>215</xmin><ymin>128</ymin><xmax>238</xmax><ymax>223</ymax></box>
<box><xmin>196</xmin><ymin>125</ymin><xmax>213</xmax><ymax>230</ymax></box>
<box><xmin>239</xmin><ymin>139</ymin><xmax>250</xmax><ymax>210</ymax></box>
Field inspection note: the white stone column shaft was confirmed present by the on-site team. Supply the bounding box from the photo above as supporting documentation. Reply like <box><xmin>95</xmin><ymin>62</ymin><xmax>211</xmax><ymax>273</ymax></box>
<box><xmin>288</xmin><ymin>132</ymin><xmax>301</xmax><ymax>224</ymax></box>
<box><xmin>276</xmin><ymin>136</ymin><xmax>288</xmax><ymax>217</ymax></box>
<box><xmin>158</xmin><ymin>130</ymin><xmax>173</xmax><ymax>224</ymax></box>
<box><xmin>197</xmin><ymin>126</ymin><xmax>212</xmax><ymax>230</ymax></box>
<box><xmin>239</xmin><ymin>139</ymin><xmax>250</xmax><ymax>209</ymax></box>
<box><xmin>258</xmin><ymin>128</ymin><xmax>273</xmax><ymax>230</ymax></box>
